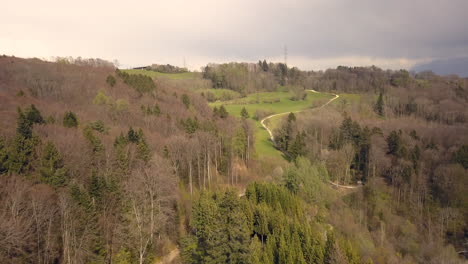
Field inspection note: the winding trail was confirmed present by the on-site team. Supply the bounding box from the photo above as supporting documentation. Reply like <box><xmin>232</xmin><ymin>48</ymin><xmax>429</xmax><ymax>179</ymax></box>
<box><xmin>259</xmin><ymin>90</ymin><xmax>360</xmax><ymax>190</ymax></box>
<box><xmin>155</xmin><ymin>248</ymin><xmax>179</xmax><ymax>264</ymax></box>
<box><xmin>260</xmin><ymin>90</ymin><xmax>339</xmax><ymax>144</ymax></box>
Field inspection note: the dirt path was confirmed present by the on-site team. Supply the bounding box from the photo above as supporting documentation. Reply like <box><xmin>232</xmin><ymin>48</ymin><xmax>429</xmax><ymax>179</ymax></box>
<box><xmin>156</xmin><ymin>248</ymin><xmax>179</xmax><ymax>264</ymax></box>
<box><xmin>260</xmin><ymin>90</ymin><xmax>339</xmax><ymax>144</ymax></box>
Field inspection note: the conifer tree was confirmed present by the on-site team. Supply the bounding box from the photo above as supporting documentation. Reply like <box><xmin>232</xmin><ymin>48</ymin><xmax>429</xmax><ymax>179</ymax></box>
<box><xmin>40</xmin><ymin>141</ymin><xmax>67</xmax><ymax>187</ymax></box>
<box><xmin>218</xmin><ymin>105</ymin><xmax>229</xmax><ymax>119</ymax></box>
<box><xmin>240</xmin><ymin>107</ymin><xmax>250</xmax><ymax>119</ymax></box>
<box><xmin>63</xmin><ymin>111</ymin><xmax>79</xmax><ymax>128</ymax></box>
<box><xmin>25</xmin><ymin>104</ymin><xmax>45</xmax><ymax>124</ymax></box>
<box><xmin>374</xmin><ymin>92</ymin><xmax>384</xmax><ymax>117</ymax></box>
<box><xmin>136</xmin><ymin>129</ymin><xmax>151</xmax><ymax>162</ymax></box>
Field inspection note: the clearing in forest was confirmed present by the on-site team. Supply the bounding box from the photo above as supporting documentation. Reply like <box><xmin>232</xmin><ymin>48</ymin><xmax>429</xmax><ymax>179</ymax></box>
<box><xmin>210</xmin><ymin>90</ymin><xmax>334</xmax><ymax>159</ymax></box>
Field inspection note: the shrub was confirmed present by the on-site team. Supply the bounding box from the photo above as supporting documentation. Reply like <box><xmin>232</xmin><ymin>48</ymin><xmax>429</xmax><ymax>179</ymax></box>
<box><xmin>93</xmin><ymin>91</ymin><xmax>111</xmax><ymax>105</ymax></box>
<box><xmin>63</xmin><ymin>111</ymin><xmax>78</xmax><ymax>128</ymax></box>
<box><xmin>106</xmin><ymin>75</ymin><xmax>116</xmax><ymax>87</ymax></box>
<box><xmin>114</xmin><ymin>99</ymin><xmax>129</xmax><ymax>113</ymax></box>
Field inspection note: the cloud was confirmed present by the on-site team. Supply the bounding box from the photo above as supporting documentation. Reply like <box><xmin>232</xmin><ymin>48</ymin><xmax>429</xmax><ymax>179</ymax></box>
<box><xmin>1</xmin><ymin>0</ymin><xmax>468</xmax><ymax>70</ymax></box>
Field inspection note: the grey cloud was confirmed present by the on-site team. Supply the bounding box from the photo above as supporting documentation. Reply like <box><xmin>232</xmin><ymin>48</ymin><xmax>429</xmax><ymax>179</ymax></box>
<box><xmin>1</xmin><ymin>0</ymin><xmax>467</xmax><ymax>70</ymax></box>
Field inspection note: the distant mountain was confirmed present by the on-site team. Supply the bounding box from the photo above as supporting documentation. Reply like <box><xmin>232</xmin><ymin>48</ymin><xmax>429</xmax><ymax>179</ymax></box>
<box><xmin>412</xmin><ymin>57</ymin><xmax>468</xmax><ymax>77</ymax></box>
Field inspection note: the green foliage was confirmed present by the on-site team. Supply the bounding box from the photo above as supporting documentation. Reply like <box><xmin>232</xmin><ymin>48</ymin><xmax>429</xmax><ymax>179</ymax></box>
<box><xmin>90</xmin><ymin>120</ymin><xmax>108</xmax><ymax>134</ymax></box>
<box><xmin>0</xmin><ymin>138</ymin><xmax>8</xmax><ymax>174</ymax></box>
<box><xmin>40</xmin><ymin>141</ymin><xmax>67</xmax><ymax>187</ymax></box>
<box><xmin>63</xmin><ymin>111</ymin><xmax>79</xmax><ymax>128</ymax></box>
<box><xmin>127</xmin><ymin>127</ymin><xmax>139</xmax><ymax>143</ymax></box>
<box><xmin>16</xmin><ymin>107</ymin><xmax>33</xmax><ymax>138</ymax></box>
<box><xmin>181</xmin><ymin>117</ymin><xmax>199</xmax><ymax>134</ymax></box>
<box><xmin>93</xmin><ymin>91</ymin><xmax>111</xmax><ymax>105</ymax></box>
<box><xmin>288</xmin><ymin>131</ymin><xmax>306</xmax><ymax>160</ymax></box>
<box><xmin>182</xmin><ymin>94</ymin><xmax>191</xmax><ymax>109</ymax></box>
<box><xmin>5</xmin><ymin>108</ymin><xmax>42</xmax><ymax>174</ymax></box>
<box><xmin>374</xmin><ymin>92</ymin><xmax>384</xmax><ymax>117</ymax></box>
<box><xmin>106</xmin><ymin>75</ymin><xmax>116</xmax><ymax>87</ymax></box>
<box><xmin>232</xmin><ymin>127</ymin><xmax>247</xmax><ymax>158</ymax></box>
<box><xmin>141</xmin><ymin>104</ymin><xmax>161</xmax><ymax>116</ymax></box>
<box><xmin>284</xmin><ymin>168</ymin><xmax>300</xmax><ymax>194</ymax></box>
<box><xmin>116</xmin><ymin>69</ymin><xmax>156</xmax><ymax>94</ymax></box>
<box><xmin>453</xmin><ymin>145</ymin><xmax>468</xmax><ymax>169</ymax></box>
<box><xmin>240</xmin><ymin>107</ymin><xmax>249</xmax><ymax>119</ymax></box>
<box><xmin>183</xmin><ymin>191</ymin><xmax>250</xmax><ymax>264</ymax></box>
<box><xmin>390</xmin><ymin>69</ymin><xmax>410</xmax><ymax>87</ymax></box>
<box><xmin>386</xmin><ymin>130</ymin><xmax>405</xmax><ymax>158</ymax></box>
<box><xmin>136</xmin><ymin>129</ymin><xmax>151</xmax><ymax>162</ymax></box>
<box><xmin>114</xmin><ymin>99</ymin><xmax>129</xmax><ymax>113</ymax></box>
<box><xmin>25</xmin><ymin>104</ymin><xmax>45</xmax><ymax>124</ymax></box>
<box><xmin>83</xmin><ymin>126</ymin><xmax>104</xmax><ymax>155</ymax></box>
<box><xmin>16</xmin><ymin>90</ymin><xmax>25</xmax><ymax>97</ymax></box>
<box><xmin>215</xmin><ymin>105</ymin><xmax>229</xmax><ymax>119</ymax></box>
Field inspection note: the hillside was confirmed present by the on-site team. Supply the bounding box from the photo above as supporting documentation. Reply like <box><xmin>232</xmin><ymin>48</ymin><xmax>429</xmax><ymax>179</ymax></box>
<box><xmin>0</xmin><ymin>57</ymin><xmax>467</xmax><ymax>264</ymax></box>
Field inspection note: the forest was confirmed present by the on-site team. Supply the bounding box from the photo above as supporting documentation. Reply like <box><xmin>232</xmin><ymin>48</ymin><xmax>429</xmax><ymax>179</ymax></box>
<box><xmin>0</xmin><ymin>55</ymin><xmax>466</xmax><ymax>264</ymax></box>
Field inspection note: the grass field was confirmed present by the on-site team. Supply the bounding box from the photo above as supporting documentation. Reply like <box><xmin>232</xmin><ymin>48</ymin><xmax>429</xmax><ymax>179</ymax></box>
<box><xmin>210</xmin><ymin>91</ymin><xmax>334</xmax><ymax>159</ymax></box>
<box><xmin>196</xmin><ymin>88</ymin><xmax>241</xmax><ymax>101</ymax></box>
<box><xmin>123</xmin><ymin>69</ymin><xmax>199</xmax><ymax>80</ymax></box>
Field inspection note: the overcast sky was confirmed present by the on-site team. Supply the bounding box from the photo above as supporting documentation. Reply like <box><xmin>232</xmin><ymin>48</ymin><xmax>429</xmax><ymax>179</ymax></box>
<box><xmin>2</xmin><ymin>0</ymin><xmax>468</xmax><ymax>71</ymax></box>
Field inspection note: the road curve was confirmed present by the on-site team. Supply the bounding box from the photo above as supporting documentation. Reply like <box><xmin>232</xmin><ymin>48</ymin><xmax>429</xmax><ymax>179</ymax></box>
<box><xmin>260</xmin><ymin>90</ymin><xmax>339</xmax><ymax>144</ymax></box>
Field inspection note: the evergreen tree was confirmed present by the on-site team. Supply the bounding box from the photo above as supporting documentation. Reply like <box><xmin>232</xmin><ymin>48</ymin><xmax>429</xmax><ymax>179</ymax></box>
<box><xmin>453</xmin><ymin>145</ymin><xmax>468</xmax><ymax>169</ymax></box>
<box><xmin>324</xmin><ymin>233</ymin><xmax>348</xmax><ymax>264</ymax></box>
<box><xmin>106</xmin><ymin>75</ymin><xmax>116</xmax><ymax>87</ymax></box>
<box><xmin>374</xmin><ymin>92</ymin><xmax>384</xmax><ymax>117</ymax></box>
<box><xmin>219</xmin><ymin>191</ymin><xmax>250</xmax><ymax>263</ymax></box>
<box><xmin>262</xmin><ymin>60</ymin><xmax>269</xmax><ymax>72</ymax></box>
<box><xmin>83</xmin><ymin>126</ymin><xmax>104</xmax><ymax>156</ymax></box>
<box><xmin>63</xmin><ymin>111</ymin><xmax>78</xmax><ymax>128</ymax></box>
<box><xmin>127</xmin><ymin>127</ymin><xmax>139</xmax><ymax>143</ymax></box>
<box><xmin>0</xmin><ymin>138</ymin><xmax>8</xmax><ymax>174</ymax></box>
<box><xmin>218</xmin><ymin>105</ymin><xmax>229</xmax><ymax>119</ymax></box>
<box><xmin>7</xmin><ymin>108</ymin><xmax>40</xmax><ymax>174</ymax></box>
<box><xmin>40</xmin><ymin>141</ymin><xmax>67</xmax><ymax>187</ymax></box>
<box><xmin>288</xmin><ymin>131</ymin><xmax>306</xmax><ymax>160</ymax></box>
<box><xmin>240</xmin><ymin>107</ymin><xmax>249</xmax><ymax>119</ymax></box>
<box><xmin>16</xmin><ymin>107</ymin><xmax>33</xmax><ymax>138</ymax></box>
<box><xmin>232</xmin><ymin>127</ymin><xmax>247</xmax><ymax>158</ymax></box>
<box><xmin>136</xmin><ymin>129</ymin><xmax>151</xmax><ymax>162</ymax></box>
<box><xmin>249</xmin><ymin>236</ymin><xmax>263</xmax><ymax>264</ymax></box>
<box><xmin>182</xmin><ymin>94</ymin><xmax>191</xmax><ymax>109</ymax></box>
<box><xmin>25</xmin><ymin>104</ymin><xmax>45</xmax><ymax>124</ymax></box>
<box><xmin>386</xmin><ymin>130</ymin><xmax>404</xmax><ymax>157</ymax></box>
<box><xmin>284</xmin><ymin>168</ymin><xmax>300</xmax><ymax>194</ymax></box>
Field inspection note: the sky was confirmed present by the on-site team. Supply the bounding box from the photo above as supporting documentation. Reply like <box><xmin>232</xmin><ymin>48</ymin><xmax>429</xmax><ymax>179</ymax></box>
<box><xmin>2</xmin><ymin>0</ymin><xmax>468</xmax><ymax>71</ymax></box>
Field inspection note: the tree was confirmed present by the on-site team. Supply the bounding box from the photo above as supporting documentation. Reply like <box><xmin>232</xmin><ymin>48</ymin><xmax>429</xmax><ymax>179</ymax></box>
<box><xmin>324</xmin><ymin>233</ymin><xmax>348</xmax><ymax>264</ymax></box>
<box><xmin>182</xmin><ymin>94</ymin><xmax>190</xmax><ymax>109</ymax></box>
<box><xmin>284</xmin><ymin>168</ymin><xmax>300</xmax><ymax>194</ymax></box>
<box><xmin>40</xmin><ymin>142</ymin><xmax>67</xmax><ymax>187</ymax></box>
<box><xmin>127</xmin><ymin>127</ymin><xmax>139</xmax><ymax>143</ymax></box>
<box><xmin>386</xmin><ymin>130</ymin><xmax>405</xmax><ymax>158</ymax></box>
<box><xmin>136</xmin><ymin>129</ymin><xmax>151</xmax><ymax>163</ymax></box>
<box><xmin>262</xmin><ymin>60</ymin><xmax>269</xmax><ymax>72</ymax></box>
<box><xmin>63</xmin><ymin>111</ymin><xmax>78</xmax><ymax>128</ymax></box>
<box><xmin>106</xmin><ymin>75</ymin><xmax>116</xmax><ymax>87</ymax></box>
<box><xmin>25</xmin><ymin>104</ymin><xmax>45</xmax><ymax>124</ymax></box>
<box><xmin>374</xmin><ymin>92</ymin><xmax>384</xmax><ymax>117</ymax></box>
<box><xmin>0</xmin><ymin>138</ymin><xmax>8</xmax><ymax>174</ymax></box>
<box><xmin>240</xmin><ymin>107</ymin><xmax>249</xmax><ymax>119</ymax></box>
<box><xmin>16</xmin><ymin>107</ymin><xmax>33</xmax><ymax>138</ymax></box>
<box><xmin>218</xmin><ymin>106</ymin><xmax>229</xmax><ymax>119</ymax></box>
<box><xmin>453</xmin><ymin>145</ymin><xmax>468</xmax><ymax>169</ymax></box>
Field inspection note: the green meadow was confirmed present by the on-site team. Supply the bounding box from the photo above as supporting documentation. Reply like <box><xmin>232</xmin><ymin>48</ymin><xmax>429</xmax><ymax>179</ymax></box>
<box><xmin>123</xmin><ymin>69</ymin><xmax>198</xmax><ymax>80</ymax></box>
<box><xmin>210</xmin><ymin>90</ymin><xmax>334</xmax><ymax>159</ymax></box>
